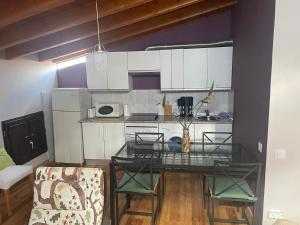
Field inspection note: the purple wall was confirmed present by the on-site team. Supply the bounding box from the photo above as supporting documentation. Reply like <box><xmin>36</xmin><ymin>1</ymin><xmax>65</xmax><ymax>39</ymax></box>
<box><xmin>57</xmin><ymin>10</ymin><xmax>232</xmax><ymax>88</ymax></box>
<box><xmin>107</xmin><ymin>10</ymin><xmax>232</xmax><ymax>51</ymax></box>
<box><xmin>57</xmin><ymin>62</ymin><xmax>87</xmax><ymax>88</ymax></box>
<box><xmin>132</xmin><ymin>74</ymin><xmax>160</xmax><ymax>89</ymax></box>
<box><xmin>231</xmin><ymin>0</ymin><xmax>275</xmax><ymax>224</ymax></box>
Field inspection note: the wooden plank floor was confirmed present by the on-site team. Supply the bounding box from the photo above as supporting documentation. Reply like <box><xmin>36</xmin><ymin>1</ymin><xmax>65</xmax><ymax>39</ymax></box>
<box><xmin>0</xmin><ymin>171</ymin><xmax>246</xmax><ymax>225</ymax></box>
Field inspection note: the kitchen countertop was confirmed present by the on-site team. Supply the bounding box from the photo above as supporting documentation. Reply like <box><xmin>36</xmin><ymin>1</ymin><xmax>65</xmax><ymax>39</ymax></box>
<box><xmin>80</xmin><ymin>115</ymin><xmax>232</xmax><ymax>124</ymax></box>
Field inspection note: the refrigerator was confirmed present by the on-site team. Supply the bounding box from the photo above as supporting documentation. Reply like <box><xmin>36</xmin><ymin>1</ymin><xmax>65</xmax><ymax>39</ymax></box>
<box><xmin>52</xmin><ymin>88</ymin><xmax>91</xmax><ymax>164</ymax></box>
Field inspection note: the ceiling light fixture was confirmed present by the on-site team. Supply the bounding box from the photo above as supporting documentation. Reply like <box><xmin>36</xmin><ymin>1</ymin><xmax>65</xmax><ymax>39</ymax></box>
<box><xmin>90</xmin><ymin>0</ymin><xmax>108</xmax><ymax>72</ymax></box>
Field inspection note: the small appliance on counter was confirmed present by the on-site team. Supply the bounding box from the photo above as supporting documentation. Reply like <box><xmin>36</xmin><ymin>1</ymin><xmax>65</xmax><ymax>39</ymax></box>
<box><xmin>87</xmin><ymin>108</ymin><xmax>96</xmax><ymax>118</ymax></box>
<box><xmin>177</xmin><ymin>96</ymin><xmax>193</xmax><ymax>117</ymax></box>
<box><xmin>95</xmin><ymin>103</ymin><xmax>123</xmax><ymax>117</ymax></box>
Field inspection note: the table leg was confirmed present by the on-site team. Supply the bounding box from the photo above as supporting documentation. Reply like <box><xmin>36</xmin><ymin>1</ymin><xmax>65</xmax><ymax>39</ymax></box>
<box><xmin>109</xmin><ymin>162</ymin><xmax>116</xmax><ymax>225</ymax></box>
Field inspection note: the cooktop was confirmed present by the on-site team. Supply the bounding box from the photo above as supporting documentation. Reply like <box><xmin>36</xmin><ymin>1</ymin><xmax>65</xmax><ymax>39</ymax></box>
<box><xmin>126</xmin><ymin>113</ymin><xmax>158</xmax><ymax>121</ymax></box>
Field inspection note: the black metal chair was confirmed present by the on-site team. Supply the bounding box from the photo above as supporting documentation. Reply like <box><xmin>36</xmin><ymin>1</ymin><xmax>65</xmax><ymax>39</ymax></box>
<box><xmin>111</xmin><ymin>154</ymin><xmax>162</xmax><ymax>225</ymax></box>
<box><xmin>204</xmin><ymin>161</ymin><xmax>262</xmax><ymax>225</ymax></box>
<box><xmin>134</xmin><ymin>132</ymin><xmax>166</xmax><ymax>195</ymax></box>
<box><xmin>135</xmin><ymin>132</ymin><xmax>164</xmax><ymax>146</ymax></box>
<box><xmin>202</xmin><ymin>132</ymin><xmax>233</xmax><ymax>208</ymax></box>
<box><xmin>202</xmin><ymin>132</ymin><xmax>233</xmax><ymax>153</ymax></box>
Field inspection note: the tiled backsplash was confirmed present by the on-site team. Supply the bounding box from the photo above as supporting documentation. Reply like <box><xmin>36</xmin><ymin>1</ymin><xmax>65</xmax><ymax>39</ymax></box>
<box><xmin>92</xmin><ymin>90</ymin><xmax>234</xmax><ymax>116</ymax></box>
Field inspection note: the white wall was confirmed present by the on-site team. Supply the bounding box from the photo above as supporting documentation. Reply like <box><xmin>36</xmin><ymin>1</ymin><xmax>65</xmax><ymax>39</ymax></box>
<box><xmin>0</xmin><ymin>55</ymin><xmax>57</xmax><ymax>164</ymax></box>
<box><xmin>263</xmin><ymin>1</ymin><xmax>300</xmax><ymax>224</ymax></box>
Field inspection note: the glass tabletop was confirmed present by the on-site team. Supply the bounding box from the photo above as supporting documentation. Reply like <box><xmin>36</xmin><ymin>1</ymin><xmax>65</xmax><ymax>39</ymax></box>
<box><xmin>114</xmin><ymin>141</ymin><xmax>257</xmax><ymax>172</ymax></box>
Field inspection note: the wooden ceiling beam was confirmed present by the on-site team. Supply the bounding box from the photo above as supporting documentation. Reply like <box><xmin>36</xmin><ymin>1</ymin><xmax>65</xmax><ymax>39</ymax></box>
<box><xmin>0</xmin><ymin>0</ymin><xmax>152</xmax><ymax>50</ymax></box>
<box><xmin>0</xmin><ymin>0</ymin><xmax>76</xmax><ymax>29</ymax></box>
<box><xmin>38</xmin><ymin>0</ymin><xmax>236</xmax><ymax>61</ymax></box>
<box><xmin>5</xmin><ymin>0</ymin><xmax>203</xmax><ymax>59</ymax></box>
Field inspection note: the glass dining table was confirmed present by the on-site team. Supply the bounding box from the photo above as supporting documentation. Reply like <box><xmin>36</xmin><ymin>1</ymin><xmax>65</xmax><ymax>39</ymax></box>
<box><xmin>109</xmin><ymin>141</ymin><xmax>257</xmax><ymax>225</ymax></box>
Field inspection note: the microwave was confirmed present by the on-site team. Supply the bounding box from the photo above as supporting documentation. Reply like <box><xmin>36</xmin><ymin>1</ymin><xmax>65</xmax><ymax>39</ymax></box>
<box><xmin>95</xmin><ymin>103</ymin><xmax>123</xmax><ymax>117</ymax></box>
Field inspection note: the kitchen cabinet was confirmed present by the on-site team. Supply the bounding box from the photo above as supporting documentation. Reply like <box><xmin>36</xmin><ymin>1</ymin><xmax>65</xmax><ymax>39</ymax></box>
<box><xmin>82</xmin><ymin>123</ymin><xmax>105</xmax><ymax>159</ymax></box>
<box><xmin>86</xmin><ymin>52</ymin><xmax>108</xmax><ymax>90</ymax></box>
<box><xmin>86</xmin><ymin>52</ymin><xmax>129</xmax><ymax>90</ymax></box>
<box><xmin>128</xmin><ymin>51</ymin><xmax>160</xmax><ymax>72</ymax></box>
<box><xmin>160</xmin><ymin>50</ymin><xmax>172</xmax><ymax>90</ymax></box>
<box><xmin>160</xmin><ymin>49</ymin><xmax>184</xmax><ymax>90</ymax></box>
<box><xmin>160</xmin><ymin>47</ymin><xmax>233</xmax><ymax>91</ymax></box>
<box><xmin>172</xmin><ymin>49</ymin><xmax>184</xmax><ymax>89</ymax></box>
<box><xmin>184</xmin><ymin>48</ymin><xmax>208</xmax><ymax>90</ymax></box>
<box><xmin>82</xmin><ymin>122</ymin><xmax>125</xmax><ymax>160</ymax></box>
<box><xmin>104</xmin><ymin>123</ymin><xmax>125</xmax><ymax>159</ymax></box>
<box><xmin>194</xmin><ymin>123</ymin><xmax>232</xmax><ymax>142</ymax></box>
<box><xmin>108</xmin><ymin>52</ymin><xmax>129</xmax><ymax>90</ymax></box>
<box><xmin>207</xmin><ymin>47</ymin><xmax>233</xmax><ymax>89</ymax></box>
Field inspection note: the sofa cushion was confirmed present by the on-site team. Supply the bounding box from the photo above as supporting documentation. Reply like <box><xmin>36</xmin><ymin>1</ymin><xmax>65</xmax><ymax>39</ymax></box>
<box><xmin>0</xmin><ymin>165</ymin><xmax>33</xmax><ymax>189</ymax></box>
<box><xmin>33</xmin><ymin>180</ymin><xmax>86</xmax><ymax>210</ymax></box>
<box><xmin>32</xmin><ymin>167</ymin><xmax>105</xmax><ymax>225</ymax></box>
<box><xmin>28</xmin><ymin>208</ymin><xmax>94</xmax><ymax>225</ymax></box>
<box><xmin>0</xmin><ymin>148</ymin><xmax>15</xmax><ymax>171</ymax></box>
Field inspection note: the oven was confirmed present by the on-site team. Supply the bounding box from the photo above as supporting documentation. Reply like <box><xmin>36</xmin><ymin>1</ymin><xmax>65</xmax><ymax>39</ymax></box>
<box><xmin>124</xmin><ymin>123</ymin><xmax>159</xmax><ymax>141</ymax></box>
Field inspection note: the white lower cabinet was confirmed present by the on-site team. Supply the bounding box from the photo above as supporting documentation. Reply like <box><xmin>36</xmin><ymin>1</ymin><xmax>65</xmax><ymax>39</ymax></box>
<box><xmin>104</xmin><ymin>123</ymin><xmax>125</xmax><ymax>159</ymax></box>
<box><xmin>82</xmin><ymin>122</ymin><xmax>125</xmax><ymax>160</ymax></box>
<box><xmin>194</xmin><ymin>123</ymin><xmax>232</xmax><ymax>142</ymax></box>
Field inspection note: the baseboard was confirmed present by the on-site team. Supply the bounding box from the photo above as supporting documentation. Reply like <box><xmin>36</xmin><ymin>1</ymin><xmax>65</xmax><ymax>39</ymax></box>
<box><xmin>25</xmin><ymin>152</ymin><xmax>49</xmax><ymax>168</ymax></box>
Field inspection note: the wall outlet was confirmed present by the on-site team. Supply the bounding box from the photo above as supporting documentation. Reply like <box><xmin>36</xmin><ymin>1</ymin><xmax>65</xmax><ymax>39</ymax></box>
<box><xmin>268</xmin><ymin>210</ymin><xmax>284</xmax><ymax>220</ymax></box>
<box><xmin>258</xmin><ymin>141</ymin><xmax>263</xmax><ymax>153</ymax></box>
<box><xmin>275</xmin><ymin>149</ymin><xmax>286</xmax><ymax>160</ymax></box>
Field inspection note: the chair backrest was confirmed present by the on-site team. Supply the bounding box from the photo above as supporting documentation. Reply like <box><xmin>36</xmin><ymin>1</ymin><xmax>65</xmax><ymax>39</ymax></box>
<box><xmin>212</xmin><ymin>161</ymin><xmax>262</xmax><ymax>199</ymax></box>
<box><xmin>33</xmin><ymin>167</ymin><xmax>104</xmax><ymax>224</ymax></box>
<box><xmin>135</xmin><ymin>132</ymin><xmax>164</xmax><ymax>145</ymax></box>
<box><xmin>111</xmin><ymin>154</ymin><xmax>160</xmax><ymax>191</ymax></box>
<box><xmin>202</xmin><ymin>132</ymin><xmax>232</xmax><ymax>153</ymax></box>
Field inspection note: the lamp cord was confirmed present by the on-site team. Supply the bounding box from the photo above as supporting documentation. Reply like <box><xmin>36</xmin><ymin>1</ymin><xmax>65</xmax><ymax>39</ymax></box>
<box><xmin>95</xmin><ymin>0</ymin><xmax>106</xmax><ymax>52</ymax></box>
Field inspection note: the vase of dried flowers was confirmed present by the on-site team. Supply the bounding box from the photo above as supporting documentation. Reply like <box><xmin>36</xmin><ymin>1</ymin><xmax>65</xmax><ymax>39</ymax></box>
<box><xmin>161</xmin><ymin>82</ymin><xmax>215</xmax><ymax>154</ymax></box>
<box><xmin>182</xmin><ymin>127</ymin><xmax>191</xmax><ymax>153</ymax></box>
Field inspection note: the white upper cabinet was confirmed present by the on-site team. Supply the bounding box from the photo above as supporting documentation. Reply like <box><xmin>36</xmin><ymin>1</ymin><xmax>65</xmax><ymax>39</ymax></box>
<box><xmin>207</xmin><ymin>47</ymin><xmax>233</xmax><ymax>89</ymax></box>
<box><xmin>128</xmin><ymin>51</ymin><xmax>160</xmax><ymax>72</ymax></box>
<box><xmin>86</xmin><ymin>52</ymin><xmax>129</xmax><ymax>90</ymax></box>
<box><xmin>86</xmin><ymin>52</ymin><xmax>108</xmax><ymax>90</ymax></box>
<box><xmin>160</xmin><ymin>50</ymin><xmax>172</xmax><ymax>90</ymax></box>
<box><xmin>172</xmin><ymin>49</ymin><xmax>184</xmax><ymax>89</ymax></box>
<box><xmin>160</xmin><ymin>49</ymin><xmax>184</xmax><ymax>90</ymax></box>
<box><xmin>107</xmin><ymin>52</ymin><xmax>129</xmax><ymax>90</ymax></box>
<box><xmin>184</xmin><ymin>48</ymin><xmax>208</xmax><ymax>90</ymax></box>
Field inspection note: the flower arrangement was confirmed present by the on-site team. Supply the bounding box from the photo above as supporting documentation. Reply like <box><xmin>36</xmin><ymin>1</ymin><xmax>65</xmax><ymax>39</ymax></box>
<box><xmin>163</xmin><ymin>82</ymin><xmax>215</xmax><ymax>153</ymax></box>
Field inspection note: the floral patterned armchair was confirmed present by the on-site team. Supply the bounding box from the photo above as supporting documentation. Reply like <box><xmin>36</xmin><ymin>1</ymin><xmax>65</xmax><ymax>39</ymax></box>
<box><xmin>28</xmin><ymin>167</ymin><xmax>104</xmax><ymax>225</ymax></box>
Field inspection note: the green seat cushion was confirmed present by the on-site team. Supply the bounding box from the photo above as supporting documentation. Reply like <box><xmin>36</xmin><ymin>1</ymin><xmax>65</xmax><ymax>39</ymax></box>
<box><xmin>207</xmin><ymin>176</ymin><xmax>257</xmax><ymax>201</ymax></box>
<box><xmin>0</xmin><ymin>148</ymin><xmax>15</xmax><ymax>171</ymax></box>
<box><xmin>117</xmin><ymin>172</ymin><xmax>160</xmax><ymax>194</ymax></box>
